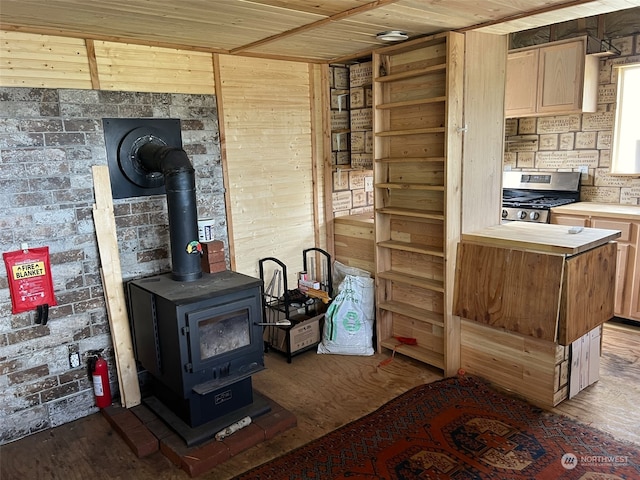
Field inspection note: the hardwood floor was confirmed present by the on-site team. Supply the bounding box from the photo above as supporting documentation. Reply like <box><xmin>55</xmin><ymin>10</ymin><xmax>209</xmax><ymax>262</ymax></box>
<box><xmin>1</xmin><ymin>321</ymin><xmax>638</xmax><ymax>479</ymax></box>
<box><xmin>553</xmin><ymin>321</ymin><xmax>640</xmax><ymax>445</ymax></box>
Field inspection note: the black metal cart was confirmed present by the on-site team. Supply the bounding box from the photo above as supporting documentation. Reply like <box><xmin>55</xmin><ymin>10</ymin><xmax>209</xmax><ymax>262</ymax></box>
<box><xmin>258</xmin><ymin>248</ymin><xmax>333</xmax><ymax>363</ymax></box>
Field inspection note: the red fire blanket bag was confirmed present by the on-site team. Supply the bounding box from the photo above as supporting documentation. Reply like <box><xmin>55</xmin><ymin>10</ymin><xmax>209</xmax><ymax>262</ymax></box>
<box><xmin>3</xmin><ymin>246</ymin><xmax>57</xmax><ymax>315</ymax></box>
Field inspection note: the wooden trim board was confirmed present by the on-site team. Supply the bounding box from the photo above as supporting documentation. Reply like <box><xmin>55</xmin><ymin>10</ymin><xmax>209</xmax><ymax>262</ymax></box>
<box><xmin>92</xmin><ymin>165</ymin><xmax>141</xmax><ymax>408</ymax></box>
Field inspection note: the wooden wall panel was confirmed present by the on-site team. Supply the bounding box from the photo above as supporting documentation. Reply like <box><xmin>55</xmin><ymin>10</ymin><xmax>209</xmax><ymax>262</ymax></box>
<box><xmin>93</xmin><ymin>41</ymin><xmax>214</xmax><ymax>94</ymax></box>
<box><xmin>309</xmin><ymin>63</ymin><xmax>328</xmax><ymax>252</ymax></box>
<box><xmin>0</xmin><ymin>31</ymin><xmax>92</xmax><ymax>89</ymax></box>
<box><xmin>461</xmin><ymin>31</ymin><xmax>506</xmax><ymax>233</ymax></box>
<box><xmin>0</xmin><ymin>32</ymin><xmax>215</xmax><ymax>94</ymax></box>
<box><xmin>460</xmin><ymin>319</ymin><xmax>566</xmax><ymax>408</ymax></box>
<box><xmin>333</xmin><ymin>214</ymin><xmax>374</xmax><ymax>273</ymax></box>
<box><xmin>218</xmin><ymin>55</ymin><xmax>316</xmax><ymax>283</ymax></box>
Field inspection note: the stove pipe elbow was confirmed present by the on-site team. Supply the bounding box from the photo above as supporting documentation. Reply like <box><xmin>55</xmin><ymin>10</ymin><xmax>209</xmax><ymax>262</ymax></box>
<box><xmin>137</xmin><ymin>143</ymin><xmax>202</xmax><ymax>282</ymax></box>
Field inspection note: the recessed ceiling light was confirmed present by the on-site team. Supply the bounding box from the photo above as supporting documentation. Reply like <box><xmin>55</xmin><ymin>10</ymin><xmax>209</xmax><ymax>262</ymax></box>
<box><xmin>376</xmin><ymin>31</ymin><xmax>409</xmax><ymax>42</ymax></box>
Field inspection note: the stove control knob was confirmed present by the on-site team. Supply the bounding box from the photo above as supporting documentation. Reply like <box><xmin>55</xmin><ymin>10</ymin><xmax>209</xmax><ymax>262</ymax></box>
<box><xmin>517</xmin><ymin>210</ymin><xmax>527</xmax><ymax>220</ymax></box>
<box><xmin>502</xmin><ymin>209</ymin><xmax>508</xmax><ymax>219</ymax></box>
<box><xmin>529</xmin><ymin>211</ymin><xmax>540</xmax><ymax>221</ymax></box>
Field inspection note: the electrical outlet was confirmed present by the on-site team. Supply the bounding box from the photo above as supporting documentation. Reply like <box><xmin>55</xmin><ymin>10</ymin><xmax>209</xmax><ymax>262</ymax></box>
<box><xmin>69</xmin><ymin>352</ymin><xmax>81</xmax><ymax>369</ymax></box>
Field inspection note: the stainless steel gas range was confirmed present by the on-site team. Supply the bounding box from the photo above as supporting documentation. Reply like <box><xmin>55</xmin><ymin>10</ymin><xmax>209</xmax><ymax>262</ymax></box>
<box><xmin>502</xmin><ymin>171</ymin><xmax>581</xmax><ymax>223</ymax></box>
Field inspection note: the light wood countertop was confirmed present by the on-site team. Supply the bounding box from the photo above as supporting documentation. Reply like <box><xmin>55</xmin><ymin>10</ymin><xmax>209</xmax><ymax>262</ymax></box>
<box><xmin>551</xmin><ymin>202</ymin><xmax>640</xmax><ymax>220</ymax></box>
<box><xmin>461</xmin><ymin>221</ymin><xmax>621</xmax><ymax>255</ymax></box>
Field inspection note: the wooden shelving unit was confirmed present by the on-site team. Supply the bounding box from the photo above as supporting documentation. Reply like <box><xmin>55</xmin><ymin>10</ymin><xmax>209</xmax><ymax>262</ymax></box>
<box><xmin>372</xmin><ymin>32</ymin><xmax>464</xmax><ymax>376</ymax></box>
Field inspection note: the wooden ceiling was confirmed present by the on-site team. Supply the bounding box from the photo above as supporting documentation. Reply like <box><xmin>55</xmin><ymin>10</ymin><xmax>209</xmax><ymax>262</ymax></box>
<box><xmin>1</xmin><ymin>0</ymin><xmax>638</xmax><ymax>62</ymax></box>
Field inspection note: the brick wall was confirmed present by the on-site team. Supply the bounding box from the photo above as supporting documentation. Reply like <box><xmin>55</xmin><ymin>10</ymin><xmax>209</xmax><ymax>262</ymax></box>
<box><xmin>505</xmin><ymin>28</ymin><xmax>640</xmax><ymax>205</ymax></box>
<box><xmin>0</xmin><ymin>88</ymin><xmax>225</xmax><ymax>444</ymax></box>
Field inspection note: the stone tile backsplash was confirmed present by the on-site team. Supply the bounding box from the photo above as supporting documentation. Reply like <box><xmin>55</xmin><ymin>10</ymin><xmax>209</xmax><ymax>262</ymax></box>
<box><xmin>504</xmin><ymin>33</ymin><xmax>640</xmax><ymax>205</ymax></box>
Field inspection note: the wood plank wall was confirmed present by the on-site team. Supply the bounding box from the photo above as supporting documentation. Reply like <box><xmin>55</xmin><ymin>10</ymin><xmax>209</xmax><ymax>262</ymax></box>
<box><xmin>0</xmin><ymin>30</ymin><xmax>325</xmax><ymax>284</ymax></box>
<box><xmin>216</xmin><ymin>55</ymin><xmax>319</xmax><ymax>283</ymax></box>
<box><xmin>0</xmin><ymin>31</ymin><xmax>215</xmax><ymax>93</ymax></box>
<box><xmin>92</xmin><ymin>41</ymin><xmax>215</xmax><ymax>93</ymax></box>
<box><xmin>0</xmin><ymin>31</ymin><xmax>93</xmax><ymax>89</ymax></box>
<box><xmin>461</xmin><ymin>32</ymin><xmax>506</xmax><ymax>233</ymax></box>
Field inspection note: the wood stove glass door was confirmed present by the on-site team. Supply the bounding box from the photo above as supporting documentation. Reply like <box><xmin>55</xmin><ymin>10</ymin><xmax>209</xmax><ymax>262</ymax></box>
<box><xmin>184</xmin><ymin>297</ymin><xmax>257</xmax><ymax>372</ymax></box>
<box><xmin>199</xmin><ymin>309</ymin><xmax>250</xmax><ymax>360</ymax></box>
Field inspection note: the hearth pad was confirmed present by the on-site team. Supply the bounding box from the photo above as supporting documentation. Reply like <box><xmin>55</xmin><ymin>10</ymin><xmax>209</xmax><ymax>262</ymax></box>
<box><xmin>144</xmin><ymin>392</ymin><xmax>271</xmax><ymax>447</ymax></box>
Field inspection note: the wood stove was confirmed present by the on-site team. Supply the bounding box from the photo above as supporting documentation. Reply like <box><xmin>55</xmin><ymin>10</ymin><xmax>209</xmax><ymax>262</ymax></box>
<box><xmin>128</xmin><ymin>271</ymin><xmax>266</xmax><ymax>430</ymax></box>
<box><xmin>104</xmin><ymin>118</ymin><xmax>269</xmax><ymax>445</ymax></box>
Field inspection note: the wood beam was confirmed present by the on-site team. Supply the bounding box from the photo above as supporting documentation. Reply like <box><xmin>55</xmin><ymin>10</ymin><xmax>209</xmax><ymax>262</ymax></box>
<box><xmin>84</xmin><ymin>39</ymin><xmax>101</xmax><ymax>90</ymax></box>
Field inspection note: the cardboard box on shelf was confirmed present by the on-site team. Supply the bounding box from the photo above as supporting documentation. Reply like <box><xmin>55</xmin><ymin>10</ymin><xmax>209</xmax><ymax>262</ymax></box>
<box><xmin>349</xmin><ymin>61</ymin><xmax>372</xmax><ymax>88</ymax></box>
<box><xmin>332</xmin><ymin>132</ymin><xmax>348</xmax><ymax>152</ymax></box>
<box><xmin>333</xmin><ymin>66</ymin><xmax>349</xmax><ymax>89</ymax></box>
<box><xmin>331</xmin><ymin>89</ymin><xmax>350</xmax><ymax>110</ymax></box>
<box><xmin>351</xmin><ymin>131</ymin><xmax>366</xmax><ymax>153</ymax></box>
<box><xmin>350</xmin><ymin>108</ymin><xmax>373</xmax><ymax>131</ymax></box>
<box><xmin>298</xmin><ymin>279</ymin><xmax>320</xmax><ymax>292</ymax></box>
<box><xmin>333</xmin><ymin>151</ymin><xmax>350</xmax><ymax>166</ymax></box>
<box><xmin>365</xmin><ymin>131</ymin><xmax>373</xmax><ymax>153</ymax></box>
<box><xmin>264</xmin><ymin>314</ymin><xmax>324</xmax><ymax>355</ymax></box>
<box><xmin>332</xmin><ymin>190</ymin><xmax>353</xmax><ymax>211</ymax></box>
<box><xmin>331</xmin><ymin>110</ymin><xmax>349</xmax><ymax>131</ymax></box>
<box><xmin>350</xmin><ymin>86</ymin><xmax>372</xmax><ymax>109</ymax></box>
<box><xmin>351</xmin><ymin>153</ymin><xmax>373</xmax><ymax>170</ymax></box>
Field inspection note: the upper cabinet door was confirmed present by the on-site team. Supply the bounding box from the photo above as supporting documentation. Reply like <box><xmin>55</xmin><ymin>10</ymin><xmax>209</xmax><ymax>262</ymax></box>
<box><xmin>537</xmin><ymin>40</ymin><xmax>584</xmax><ymax>114</ymax></box>
<box><xmin>505</xmin><ymin>37</ymin><xmax>598</xmax><ymax>118</ymax></box>
<box><xmin>505</xmin><ymin>49</ymin><xmax>538</xmax><ymax>117</ymax></box>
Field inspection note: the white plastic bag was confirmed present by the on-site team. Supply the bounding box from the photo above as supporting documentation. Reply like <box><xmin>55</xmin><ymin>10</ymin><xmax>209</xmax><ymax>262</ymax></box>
<box><xmin>317</xmin><ymin>274</ymin><xmax>375</xmax><ymax>356</ymax></box>
<box><xmin>332</xmin><ymin>260</ymin><xmax>371</xmax><ymax>291</ymax></box>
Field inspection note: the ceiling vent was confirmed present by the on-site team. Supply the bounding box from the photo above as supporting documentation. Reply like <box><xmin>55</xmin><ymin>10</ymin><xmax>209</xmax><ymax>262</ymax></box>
<box><xmin>376</xmin><ymin>31</ymin><xmax>409</xmax><ymax>42</ymax></box>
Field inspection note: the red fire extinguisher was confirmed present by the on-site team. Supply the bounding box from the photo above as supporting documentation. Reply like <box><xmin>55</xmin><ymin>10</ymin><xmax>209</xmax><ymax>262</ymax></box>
<box><xmin>88</xmin><ymin>350</ymin><xmax>112</xmax><ymax>408</ymax></box>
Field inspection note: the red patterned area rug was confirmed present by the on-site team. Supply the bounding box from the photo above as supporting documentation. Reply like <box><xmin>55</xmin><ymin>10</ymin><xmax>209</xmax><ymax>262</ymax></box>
<box><xmin>234</xmin><ymin>376</ymin><xmax>639</xmax><ymax>479</ymax></box>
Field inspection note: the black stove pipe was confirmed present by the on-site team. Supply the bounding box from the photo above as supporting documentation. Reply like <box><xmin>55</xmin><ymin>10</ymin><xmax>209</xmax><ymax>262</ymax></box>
<box><xmin>137</xmin><ymin>143</ymin><xmax>202</xmax><ymax>282</ymax></box>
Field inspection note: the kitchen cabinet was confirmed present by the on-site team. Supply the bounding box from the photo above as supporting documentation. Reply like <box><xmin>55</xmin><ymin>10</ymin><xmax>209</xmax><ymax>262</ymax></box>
<box><xmin>505</xmin><ymin>37</ymin><xmax>598</xmax><ymax>118</ymax></box>
<box><xmin>504</xmin><ymin>49</ymin><xmax>539</xmax><ymax>117</ymax></box>
<box><xmin>551</xmin><ymin>203</ymin><xmax>640</xmax><ymax>321</ymax></box>
<box><xmin>453</xmin><ymin>222</ymin><xmax>620</xmax><ymax>407</ymax></box>
<box><xmin>372</xmin><ymin>32</ymin><xmax>464</xmax><ymax>375</ymax></box>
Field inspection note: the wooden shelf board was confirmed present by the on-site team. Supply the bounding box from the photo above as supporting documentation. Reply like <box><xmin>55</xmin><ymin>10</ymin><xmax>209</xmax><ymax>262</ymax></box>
<box><xmin>376</xmin><ymin>127</ymin><xmax>445</xmax><ymax>137</ymax></box>
<box><xmin>377</xmin><ymin>270</ymin><xmax>445</xmax><ymax>293</ymax></box>
<box><xmin>376</xmin><ymin>183</ymin><xmax>445</xmax><ymax>191</ymax></box>
<box><xmin>375</xmin><ymin>156</ymin><xmax>446</xmax><ymax>164</ymax></box>
<box><xmin>376</xmin><ymin>96</ymin><xmax>447</xmax><ymax>109</ymax></box>
<box><xmin>376</xmin><ymin>207</ymin><xmax>445</xmax><ymax>221</ymax></box>
<box><xmin>380</xmin><ymin>337</ymin><xmax>445</xmax><ymax>369</ymax></box>
<box><xmin>377</xmin><ymin>300</ymin><xmax>445</xmax><ymax>326</ymax></box>
<box><xmin>377</xmin><ymin>240</ymin><xmax>444</xmax><ymax>257</ymax></box>
<box><xmin>375</xmin><ymin>63</ymin><xmax>447</xmax><ymax>83</ymax></box>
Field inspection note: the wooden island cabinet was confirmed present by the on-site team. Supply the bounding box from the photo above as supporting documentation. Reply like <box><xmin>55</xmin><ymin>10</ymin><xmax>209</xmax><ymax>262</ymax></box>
<box><xmin>551</xmin><ymin>202</ymin><xmax>640</xmax><ymax>322</ymax></box>
<box><xmin>453</xmin><ymin>222</ymin><xmax>620</xmax><ymax>407</ymax></box>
